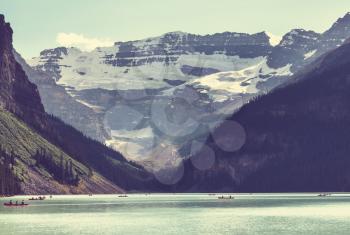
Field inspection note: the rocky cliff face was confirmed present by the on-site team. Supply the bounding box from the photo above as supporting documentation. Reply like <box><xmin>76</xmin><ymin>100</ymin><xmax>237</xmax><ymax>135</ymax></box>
<box><xmin>0</xmin><ymin>15</ymin><xmax>44</xmax><ymax>123</ymax></box>
<box><xmin>110</xmin><ymin>31</ymin><xmax>272</xmax><ymax>66</ymax></box>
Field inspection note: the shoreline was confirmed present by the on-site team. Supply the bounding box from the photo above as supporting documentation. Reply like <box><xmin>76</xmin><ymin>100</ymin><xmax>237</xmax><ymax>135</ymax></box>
<box><xmin>1</xmin><ymin>192</ymin><xmax>349</xmax><ymax>197</ymax></box>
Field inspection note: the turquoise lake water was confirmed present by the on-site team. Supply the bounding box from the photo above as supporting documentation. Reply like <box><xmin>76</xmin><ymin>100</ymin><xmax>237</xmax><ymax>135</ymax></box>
<box><xmin>1</xmin><ymin>194</ymin><xmax>350</xmax><ymax>235</ymax></box>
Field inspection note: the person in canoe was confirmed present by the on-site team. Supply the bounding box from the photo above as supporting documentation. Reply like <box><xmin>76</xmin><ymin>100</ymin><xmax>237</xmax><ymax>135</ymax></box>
<box><xmin>218</xmin><ymin>195</ymin><xmax>234</xmax><ymax>200</ymax></box>
<box><xmin>4</xmin><ymin>201</ymin><xmax>29</xmax><ymax>206</ymax></box>
<box><xmin>29</xmin><ymin>196</ymin><xmax>45</xmax><ymax>200</ymax></box>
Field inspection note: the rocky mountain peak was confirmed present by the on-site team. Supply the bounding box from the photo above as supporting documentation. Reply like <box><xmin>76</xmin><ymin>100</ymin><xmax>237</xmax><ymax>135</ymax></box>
<box><xmin>323</xmin><ymin>12</ymin><xmax>350</xmax><ymax>39</ymax></box>
<box><xmin>328</xmin><ymin>12</ymin><xmax>350</xmax><ymax>29</ymax></box>
<box><xmin>0</xmin><ymin>14</ymin><xmax>13</xmax><ymax>54</ymax></box>
<box><xmin>278</xmin><ymin>29</ymin><xmax>320</xmax><ymax>48</ymax></box>
<box><xmin>316</xmin><ymin>12</ymin><xmax>350</xmax><ymax>55</ymax></box>
<box><xmin>267</xmin><ymin>29</ymin><xmax>320</xmax><ymax>70</ymax></box>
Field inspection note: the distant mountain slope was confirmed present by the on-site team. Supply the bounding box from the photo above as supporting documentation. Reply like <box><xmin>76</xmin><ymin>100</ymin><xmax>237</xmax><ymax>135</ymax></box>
<box><xmin>177</xmin><ymin>36</ymin><xmax>350</xmax><ymax>192</ymax></box>
<box><xmin>0</xmin><ymin>15</ymin><xmax>156</xmax><ymax>194</ymax></box>
<box><xmin>14</xmin><ymin>51</ymin><xmax>108</xmax><ymax>142</ymax></box>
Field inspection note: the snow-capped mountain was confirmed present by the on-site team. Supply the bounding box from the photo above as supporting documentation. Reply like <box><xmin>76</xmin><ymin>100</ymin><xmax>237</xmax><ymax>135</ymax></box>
<box><xmin>25</xmin><ymin>13</ymin><xmax>350</xmax><ymax>168</ymax></box>
<box><xmin>29</xmin><ymin>31</ymin><xmax>275</xmax><ymax>91</ymax></box>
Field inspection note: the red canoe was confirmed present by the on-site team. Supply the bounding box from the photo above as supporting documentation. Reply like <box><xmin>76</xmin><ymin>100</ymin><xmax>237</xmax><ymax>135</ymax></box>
<box><xmin>3</xmin><ymin>203</ymin><xmax>29</xmax><ymax>207</ymax></box>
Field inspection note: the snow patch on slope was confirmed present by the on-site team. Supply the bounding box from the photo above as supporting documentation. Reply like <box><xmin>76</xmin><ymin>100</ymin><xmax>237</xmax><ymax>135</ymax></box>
<box><xmin>190</xmin><ymin>58</ymin><xmax>293</xmax><ymax>100</ymax></box>
<box><xmin>304</xmin><ymin>49</ymin><xmax>317</xmax><ymax>60</ymax></box>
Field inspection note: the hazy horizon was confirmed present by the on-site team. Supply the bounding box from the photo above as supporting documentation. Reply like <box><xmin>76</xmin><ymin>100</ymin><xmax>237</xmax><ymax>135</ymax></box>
<box><xmin>2</xmin><ymin>0</ymin><xmax>350</xmax><ymax>58</ymax></box>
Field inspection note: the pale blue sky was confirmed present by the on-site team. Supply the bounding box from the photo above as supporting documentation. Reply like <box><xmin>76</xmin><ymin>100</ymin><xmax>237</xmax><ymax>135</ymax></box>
<box><xmin>1</xmin><ymin>0</ymin><xmax>350</xmax><ymax>58</ymax></box>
